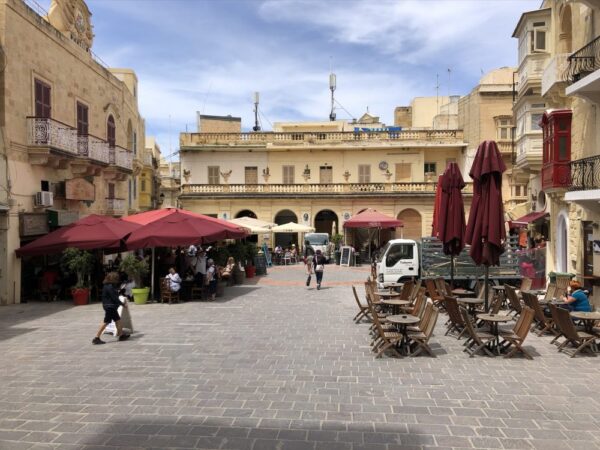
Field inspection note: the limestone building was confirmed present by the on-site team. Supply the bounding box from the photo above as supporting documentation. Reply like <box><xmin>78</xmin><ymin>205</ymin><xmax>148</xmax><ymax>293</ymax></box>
<box><xmin>159</xmin><ymin>159</ymin><xmax>180</xmax><ymax>208</ymax></box>
<box><xmin>1</xmin><ymin>0</ymin><xmax>145</xmax><ymax>304</ymax></box>
<box><xmin>140</xmin><ymin>137</ymin><xmax>162</xmax><ymax>211</ymax></box>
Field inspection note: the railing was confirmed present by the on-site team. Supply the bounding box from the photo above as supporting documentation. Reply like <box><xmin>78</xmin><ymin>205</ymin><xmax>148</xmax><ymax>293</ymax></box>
<box><xmin>496</xmin><ymin>141</ymin><xmax>513</xmax><ymax>155</ymax></box>
<box><xmin>181</xmin><ymin>129</ymin><xmax>464</xmax><ymax>146</ymax></box>
<box><xmin>143</xmin><ymin>152</ymin><xmax>153</xmax><ymax>166</ymax></box>
<box><xmin>182</xmin><ymin>182</ymin><xmax>474</xmax><ymax>195</ymax></box>
<box><xmin>106</xmin><ymin>198</ymin><xmax>125</xmax><ymax>213</ymax></box>
<box><xmin>88</xmin><ymin>135</ymin><xmax>110</xmax><ymax>164</ymax></box>
<box><xmin>27</xmin><ymin>117</ymin><xmax>79</xmax><ymax>155</ymax></box>
<box><xmin>115</xmin><ymin>146</ymin><xmax>133</xmax><ymax>170</ymax></box>
<box><xmin>566</xmin><ymin>35</ymin><xmax>600</xmax><ymax>83</ymax></box>
<box><xmin>570</xmin><ymin>155</ymin><xmax>600</xmax><ymax>191</ymax></box>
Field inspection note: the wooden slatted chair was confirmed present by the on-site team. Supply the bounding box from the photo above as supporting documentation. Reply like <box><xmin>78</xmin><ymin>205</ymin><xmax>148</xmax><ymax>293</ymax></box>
<box><xmin>520</xmin><ymin>277</ymin><xmax>532</xmax><ymax>292</ymax></box>
<box><xmin>460</xmin><ymin>306</ymin><xmax>495</xmax><ymax>357</ymax></box>
<box><xmin>553</xmin><ymin>306</ymin><xmax>597</xmax><ymax>357</ymax></box>
<box><xmin>407</xmin><ymin>305</ymin><xmax>439</xmax><ymax>357</ymax></box>
<box><xmin>425</xmin><ymin>278</ymin><xmax>445</xmax><ymax>308</ymax></box>
<box><xmin>352</xmin><ymin>286</ymin><xmax>372</xmax><ymax>323</ymax></box>
<box><xmin>368</xmin><ymin>295</ymin><xmax>403</xmax><ymax>358</ymax></box>
<box><xmin>499</xmin><ymin>306</ymin><xmax>535</xmax><ymax>359</ymax></box>
<box><xmin>409</xmin><ymin>279</ymin><xmax>423</xmax><ymax>302</ymax></box>
<box><xmin>555</xmin><ymin>275</ymin><xmax>571</xmax><ymax>299</ymax></box>
<box><xmin>522</xmin><ymin>292</ymin><xmax>556</xmax><ymax>336</ymax></box>
<box><xmin>407</xmin><ymin>300</ymin><xmax>433</xmax><ymax>333</ymax></box>
<box><xmin>504</xmin><ymin>284</ymin><xmax>523</xmax><ymax>317</ymax></box>
<box><xmin>160</xmin><ymin>278</ymin><xmax>179</xmax><ymax>304</ymax></box>
<box><xmin>398</xmin><ymin>281</ymin><xmax>414</xmax><ymax>300</ymax></box>
<box><xmin>402</xmin><ymin>288</ymin><xmax>426</xmax><ymax>317</ymax></box>
<box><xmin>543</xmin><ymin>284</ymin><xmax>557</xmax><ymax>302</ymax></box>
<box><xmin>444</xmin><ymin>295</ymin><xmax>467</xmax><ymax>339</ymax></box>
<box><xmin>548</xmin><ymin>303</ymin><xmax>568</xmax><ymax>346</ymax></box>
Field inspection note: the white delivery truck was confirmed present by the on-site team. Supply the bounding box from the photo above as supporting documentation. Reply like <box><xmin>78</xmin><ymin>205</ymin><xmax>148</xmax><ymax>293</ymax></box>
<box><xmin>304</xmin><ymin>233</ymin><xmax>331</xmax><ymax>261</ymax></box>
<box><xmin>376</xmin><ymin>239</ymin><xmax>420</xmax><ymax>286</ymax></box>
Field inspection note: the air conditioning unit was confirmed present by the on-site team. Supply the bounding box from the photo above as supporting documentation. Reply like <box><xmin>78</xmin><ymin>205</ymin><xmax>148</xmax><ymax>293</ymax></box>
<box><xmin>34</xmin><ymin>191</ymin><xmax>54</xmax><ymax>207</ymax></box>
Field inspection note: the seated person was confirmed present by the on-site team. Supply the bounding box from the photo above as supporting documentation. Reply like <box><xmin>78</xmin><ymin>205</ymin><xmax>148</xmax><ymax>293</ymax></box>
<box><xmin>184</xmin><ymin>268</ymin><xmax>195</xmax><ymax>282</ymax></box>
<box><xmin>220</xmin><ymin>257</ymin><xmax>235</xmax><ymax>279</ymax></box>
<box><xmin>563</xmin><ymin>280</ymin><xmax>592</xmax><ymax>312</ymax></box>
<box><xmin>165</xmin><ymin>267</ymin><xmax>182</xmax><ymax>293</ymax></box>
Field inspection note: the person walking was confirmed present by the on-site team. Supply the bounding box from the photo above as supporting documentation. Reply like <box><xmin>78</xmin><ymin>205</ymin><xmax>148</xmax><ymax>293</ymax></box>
<box><xmin>92</xmin><ymin>272</ymin><xmax>130</xmax><ymax>345</ymax></box>
<box><xmin>313</xmin><ymin>249</ymin><xmax>325</xmax><ymax>290</ymax></box>
<box><xmin>304</xmin><ymin>251</ymin><xmax>314</xmax><ymax>286</ymax></box>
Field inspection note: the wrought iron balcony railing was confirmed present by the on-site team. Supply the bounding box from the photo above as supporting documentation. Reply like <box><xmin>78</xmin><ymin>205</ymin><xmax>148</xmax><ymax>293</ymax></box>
<box><xmin>570</xmin><ymin>155</ymin><xmax>600</xmax><ymax>191</ymax></box>
<box><xmin>106</xmin><ymin>197</ymin><xmax>125</xmax><ymax>213</ymax></box>
<box><xmin>566</xmin><ymin>35</ymin><xmax>600</xmax><ymax>83</ymax></box>
<box><xmin>27</xmin><ymin>117</ymin><xmax>132</xmax><ymax>169</ymax></box>
<box><xmin>182</xmin><ymin>182</ymin><xmax>474</xmax><ymax>196</ymax></box>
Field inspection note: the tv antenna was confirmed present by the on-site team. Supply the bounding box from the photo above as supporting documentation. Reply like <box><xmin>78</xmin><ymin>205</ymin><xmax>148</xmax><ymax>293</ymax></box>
<box><xmin>252</xmin><ymin>92</ymin><xmax>261</xmax><ymax>132</ymax></box>
<box><xmin>329</xmin><ymin>72</ymin><xmax>336</xmax><ymax>121</ymax></box>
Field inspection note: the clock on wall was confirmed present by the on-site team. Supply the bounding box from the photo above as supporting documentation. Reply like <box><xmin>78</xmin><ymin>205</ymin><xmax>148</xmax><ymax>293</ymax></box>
<box><xmin>378</xmin><ymin>161</ymin><xmax>388</xmax><ymax>171</ymax></box>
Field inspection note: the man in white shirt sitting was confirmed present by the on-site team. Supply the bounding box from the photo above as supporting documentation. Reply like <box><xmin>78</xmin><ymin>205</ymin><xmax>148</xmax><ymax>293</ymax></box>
<box><xmin>165</xmin><ymin>267</ymin><xmax>182</xmax><ymax>292</ymax></box>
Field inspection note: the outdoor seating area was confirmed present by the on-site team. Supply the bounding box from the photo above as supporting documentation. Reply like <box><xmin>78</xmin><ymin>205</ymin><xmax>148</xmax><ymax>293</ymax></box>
<box><xmin>354</xmin><ymin>274</ymin><xmax>600</xmax><ymax>359</ymax></box>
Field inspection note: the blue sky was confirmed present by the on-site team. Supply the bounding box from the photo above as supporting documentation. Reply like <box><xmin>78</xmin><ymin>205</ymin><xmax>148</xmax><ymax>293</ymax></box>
<box><xmin>39</xmin><ymin>0</ymin><xmax>539</xmax><ymax>160</ymax></box>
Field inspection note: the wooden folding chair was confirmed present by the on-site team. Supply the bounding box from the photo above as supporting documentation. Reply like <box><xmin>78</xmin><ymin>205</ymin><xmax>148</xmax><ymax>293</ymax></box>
<box><xmin>555</xmin><ymin>275</ymin><xmax>571</xmax><ymax>299</ymax></box>
<box><xmin>409</xmin><ymin>279</ymin><xmax>422</xmax><ymax>302</ymax></box>
<box><xmin>402</xmin><ymin>289</ymin><xmax>426</xmax><ymax>317</ymax></box>
<box><xmin>553</xmin><ymin>306</ymin><xmax>597</xmax><ymax>357</ymax></box>
<box><xmin>407</xmin><ymin>300</ymin><xmax>433</xmax><ymax>333</ymax></box>
<box><xmin>544</xmin><ymin>284</ymin><xmax>557</xmax><ymax>302</ymax></box>
<box><xmin>522</xmin><ymin>292</ymin><xmax>556</xmax><ymax>336</ymax></box>
<box><xmin>352</xmin><ymin>286</ymin><xmax>372</xmax><ymax>323</ymax></box>
<box><xmin>520</xmin><ymin>277</ymin><xmax>532</xmax><ymax>292</ymax></box>
<box><xmin>407</xmin><ymin>305</ymin><xmax>439</xmax><ymax>357</ymax></box>
<box><xmin>444</xmin><ymin>295</ymin><xmax>467</xmax><ymax>339</ymax></box>
<box><xmin>369</xmin><ymin>297</ymin><xmax>403</xmax><ymax>358</ymax></box>
<box><xmin>160</xmin><ymin>278</ymin><xmax>179</xmax><ymax>304</ymax></box>
<box><xmin>425</xmin><ymin>278</ymin><xmax>445</xmax><ymax>307</ymax></box>
<box><xmin>460</xmin><ymin>306</ymin><xmax>495</xmax><ymax>357</ymax></box>
<box><xmin>499</xmin><ymin>306</ymin><xmax>535</xmax><ymax>359</ymax></box>
<box><xmin>398</xmin><ymin>281</ymin><xmax>414</xmax><ymax>300</ymax></box>
<box><xmin>504</xmin><ymin>284</ymin><xmax>523</xmax><ymax>317</ymax></box>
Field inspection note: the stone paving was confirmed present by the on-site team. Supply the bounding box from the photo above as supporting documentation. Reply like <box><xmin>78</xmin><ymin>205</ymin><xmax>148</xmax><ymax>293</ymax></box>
<box><xmin>0</xmin><ymin>263</ymin><xmax>600</xmax><ymax>450</ymax></box>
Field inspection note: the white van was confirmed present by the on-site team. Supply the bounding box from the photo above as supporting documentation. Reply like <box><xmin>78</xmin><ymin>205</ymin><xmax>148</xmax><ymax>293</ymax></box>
<box><xmin>376</xmin><ymin>239</ymin><xmax>420</xmax><ymax>286</ymax></box>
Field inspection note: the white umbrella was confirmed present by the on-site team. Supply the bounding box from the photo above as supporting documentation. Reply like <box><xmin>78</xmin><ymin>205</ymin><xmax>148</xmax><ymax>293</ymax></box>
<box><xmin>271</xmin><ymin>222</ymin><xmax>315</xmax><ymax>233</ymax></box>
<box><xmin>229</xmin><ymin>217</ymin><xmax>275</xmax><ymax>234</ymax></box>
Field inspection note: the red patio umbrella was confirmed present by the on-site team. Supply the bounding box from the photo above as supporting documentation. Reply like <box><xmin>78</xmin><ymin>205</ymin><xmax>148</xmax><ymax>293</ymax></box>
<box><xmin>124</xmin><ymin>208</ymin><xmax>247</xmax><ymax>249</ymax></box>
<box><xmin>465</xmin><ymin>140</ymin><xmax>507</xmax><ymax>309</ymax></box>
<box><xmin>437</xmin><ymin>163</ymin><xmax>466</xmax><ymax>287</ymax></box>
<box><xmin>343</xmin><ymin>209</ymin><xmax>403</xmax><ymax>260</ymax></box>
<box><xmin>431</xmin><ymin>175</ymin><xmax>443</xmax><ymax>238</ymax></box>
<box><xmin>16</xmin><ymin>214</ymin><xmax>141</xmax><ymax>257</ymax></box>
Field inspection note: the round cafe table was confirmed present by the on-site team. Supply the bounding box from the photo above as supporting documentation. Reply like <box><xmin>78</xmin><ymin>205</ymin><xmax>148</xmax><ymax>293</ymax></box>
<box><xmin>376</xmin><ymin>291</ymin><xmax>402</xmax><ymax>299</ymax></box>
<box><xmin>458</xmin><ymin>297</ymin><xmax>484</xmax><ymax>316</ymax></box>
<box><xmin>477</xmin><ymin>313</ymin><xmax>512</xmax><ymax>355</ymax></box>
<box><xmin>570</xmin><ymin>311</ymin><xmax>600</xmax><ymax>334</ymax></box>
<box><xmin>381</xmin><ymin>299</ymin><xmax>410</xmax><ymax>315</ymax></box>
<box><xmin>387</xmin><ymin>314</ymin><xmax>420</xmax><ymax>355</ymax></box>
<box><xmin>452</xmin><ymin>288</ymin><xmax>475</xmax><ymax>298</ymax></box>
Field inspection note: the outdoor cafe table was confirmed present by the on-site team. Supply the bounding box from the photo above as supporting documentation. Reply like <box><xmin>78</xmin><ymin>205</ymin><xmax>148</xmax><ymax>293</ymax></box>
<box><xmin>570</xmin><ymin>311</ymin><xmax>600</xmax><ymax>334</ymax></box>
<box><xmin>387</xmin><ymin>314</ymin><xmax>420</xmax><ymax>355</ymax></box>
<box><xmin>458</xmin><ymin>297</ymin><xmax>484</xmax><ymax>316</ymax></box>
<box><xmin>381</xmin><ymin>299</ymin><xmax>410</xmax><ymax>315</ymax></box>
<box><xmin>376</xmin><ymin>291</ymin><xmax>402</xmax><ymax>299</ymax></box>
<box><xmin>477</xmin><ymin>313</ymin><xmax>512</xmax><ymax>355</ymax></box>
<box><xmin>452</xmin><ymin>288</ymin><xmax>476</xmax><ymax>298</ymax></box>
<box><xmin>522</xmin><ymin>289</ymin><xmax>546</xmax><ymax>297</ymax></box>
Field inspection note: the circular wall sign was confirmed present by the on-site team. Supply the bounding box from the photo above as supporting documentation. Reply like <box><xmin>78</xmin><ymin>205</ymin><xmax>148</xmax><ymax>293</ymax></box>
<box><xmin>378</xmin><ymin>161</ymin><xmax>388</xmax><ymax>171</ymax></box>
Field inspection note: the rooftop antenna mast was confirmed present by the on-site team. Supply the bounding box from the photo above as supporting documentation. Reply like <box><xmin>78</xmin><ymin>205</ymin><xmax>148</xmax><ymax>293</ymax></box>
<box><xmin>252</xmin><ymin>91</ymin><xmax>261</xmax><ymax>132</ymax></box>
<box><xmin>329</xmin><ymin>72</ymin><xmax>336</xmax><ymax>121</ymax></box>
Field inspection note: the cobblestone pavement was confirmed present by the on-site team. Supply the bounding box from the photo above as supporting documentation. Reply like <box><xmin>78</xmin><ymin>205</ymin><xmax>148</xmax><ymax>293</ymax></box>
<box><xmin>1</xmin><ymin>264</ymin><xmax>600</xmax><ymax>449</ymax></box>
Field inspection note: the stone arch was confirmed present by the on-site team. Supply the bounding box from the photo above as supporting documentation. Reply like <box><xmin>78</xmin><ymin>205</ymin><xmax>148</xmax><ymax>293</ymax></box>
<box><xmin>559</xmin><ymin>4</ymin><xmax>573</xmax><ymax>54</ymax></box>
<box><xmin>106</xmin><ymin>114</ymin><xmax>116</xmax><ymax>147</ymax></box>
<box><xmin>314</xmin><ymin>209</ymin><xmax>339</xmax><ymax>235</ymax></box>
<box><xmin>274</xmin><ymin>209</ymin><xmax>298</xmax><ymax>248</ymax></box>
<box><xmin>235</xmin><ymin>209</ymin><xmax>257</xmax><ymax>219</ymax></box>
<box><xmin>396</xmin><ymin>208</ymin><xmax>422</xmax><ymax>240</ymax></box>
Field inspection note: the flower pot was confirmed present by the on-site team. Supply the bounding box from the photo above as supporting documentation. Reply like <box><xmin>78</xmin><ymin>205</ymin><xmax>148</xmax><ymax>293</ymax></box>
<box><xmin>233</xmin><ymin>267</ymin><xmax>245</xmax><ymax>285</ymax></box>
<box><xmin>71</xmin><ymin>288</ymin><xmax>89</xmax><ymax>306</ymax></box>
<box><xmin>132</xmin><ymin>287</ymin><xmax>150</xmax><ymax>305</ymax></box>
<box><xmin>245</xmin><ymin>265</ymin><xmax>256</xmax><ymax>278</ymax></box>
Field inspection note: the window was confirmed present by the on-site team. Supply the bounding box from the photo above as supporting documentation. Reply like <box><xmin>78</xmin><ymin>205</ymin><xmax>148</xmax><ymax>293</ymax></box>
<box><xmin>531</xmin><ymin>114</ymin><xmax>543</xmax><ymax>131</ymax></box>
<box><xmin>208</xmin><ymin>166</ymin><xmax>220</xmax><ymax>184</ymax></box>
<box><xmin>282</xmin><ymin>165</ymin><xmax>295</xmax><ymax>184</ymax></box>
<box><xmin>319</xmin><ymin>166</ymin><xmax>332</xmax><ymax>184</ymax></box>
<box><xmin>531</xmin><ymin>28</ymin><xmax>546</xmax><ymax>52</ymax></box>
<box><xmin>395</xmin><ymin>163</ymin><xmax>411</xmax><ymax>182</ymax></box>
<box><xmin>133</xmin><ymin>178</ymin><xmax>137</xmax><ymax>199</ymax></box>
<box><xmin>128</xmin><ymin>180</ymin><xmax>132</xmax><ymax>206</ymax></box>
<box><xmin>133</xmin><ymin>132</ymin><xmax>137</xmax><ymax>156</ymax></box>
<box><xmin>245</xmin><ymin>166</ymin><xmax>258</xmax><ymax>184</ymax></box>
<box><xmin>107</xmin><ymin>183</ymin><xmax>115</xmax><ymax>199</ymax></box>
<box><xmin>358</xmin><ymin>164</ymin><xmax>371</xmax><ymax>183</ymax></box>
<box><xmin>107</xmin><ymin>115</ymin><xmax>116</xmax><ymax>147</ymax></box>
<box><xmin>141</xmin><ymin>176</ymin><xmax>147</xmax><ymax>192</ymax></box>
<box><xmin>34</xmin><ymin>79</ymin><xmax>51</xmax><ymax>118</ymax></box>
<box><xmin>385</xmin><ymin>244</ymin><xmax>414</xmax><ymax>267</ymax></box>
<box><xmin>424</xmin><ymin>162</ymin><xmax>437</xmax><ymax>174</ymax></box>
<box><xmin>76</xmin><ymin>102</ymin><xmax>88</xmax><ymax>136</ymax></box>
<box><xmin>497</xmin><ymin>118</ymin><xmax>512</xmax><ymax>140</ymax></box>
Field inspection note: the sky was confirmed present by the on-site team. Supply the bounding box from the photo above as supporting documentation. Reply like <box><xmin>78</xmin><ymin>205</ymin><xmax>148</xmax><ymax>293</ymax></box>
<box><xmin>38</xmin><ymin>0</ymin><xmax>539</xmax><ymax>161</ymax></box>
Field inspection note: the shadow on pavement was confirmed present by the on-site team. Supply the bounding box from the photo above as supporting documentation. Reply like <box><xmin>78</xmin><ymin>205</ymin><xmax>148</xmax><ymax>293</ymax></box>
<box><xmin>0</xmin><ymin>301</ymin><xmax>74</xmax><ymax>342</ymax></box>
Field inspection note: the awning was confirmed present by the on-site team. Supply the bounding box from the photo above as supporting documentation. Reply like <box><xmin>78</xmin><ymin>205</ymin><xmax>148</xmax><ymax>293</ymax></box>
<box><xmin>508</xmin><ymin>211</ymin><xmax>549</xmax><ymax>228</ymax></box>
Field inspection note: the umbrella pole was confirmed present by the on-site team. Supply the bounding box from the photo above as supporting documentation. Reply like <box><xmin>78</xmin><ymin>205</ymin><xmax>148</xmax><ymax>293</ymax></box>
<box><xmin>151</xmin><ymin>247</ymin><xmax>155</xmax><ymax>300</ymax></box>
<box><xmin>484</xmin><ymin>265</ymin><xmax>489</xmax><ymax>311</ymax></box>
<box><xmin>450</xmin><ymin>254</ymin><xmax>454</xmax><ymax>289</ymax></box>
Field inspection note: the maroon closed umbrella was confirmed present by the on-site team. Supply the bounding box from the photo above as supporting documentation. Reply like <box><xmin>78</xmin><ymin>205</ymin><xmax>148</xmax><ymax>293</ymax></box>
<box><xmin>437</xmin><ymin>163</ymin><xmax>466</xmax><ymax>287</ymax></box>
<box><xmin>465</xmin><ymin>140</ymin><xmax>507</xmax><ymax>309</ymax></box>
<box><xmin>16</xmin><ymin>214</ymin><xmax>140</xmax><ymax>257</ymax></box>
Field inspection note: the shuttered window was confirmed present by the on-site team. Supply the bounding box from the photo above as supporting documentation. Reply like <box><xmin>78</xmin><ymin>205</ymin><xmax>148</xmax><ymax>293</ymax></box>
<box><xmin>245</xmin><ymin>167</ymin><xmax>258</xmax><ymax>184</ymax></box>
<box><xmin>34</xmin><ymin>79</ymin><xmax>51</xmax><ymax>118</ymax></box>
<box><xmin>208</xmin><ymin>166</ymin><xmax>220</xmax><ymax>184</ymax></box>
<box><xmin>319</xmin><ymin>166</ymin><xmax>332</xmax><ymax>184</ymax></box>
<box><xmin>395</xmin><ymin>163</ymin><xmax>412</xmax><ymax>182</ymax></box>
<box><xmin>107</xmin><ymin>115</ymin><xmax>116</xmax><ymax>147</ymax></box>
<box><xmin>283</xmin><ymin>165</ymin><xmax>295</xmax><ymax>184</ymax></box>
<box><xmin>76</xmin><ymin>102</ymin><xmax>88</xmax><ymax>136</ymax></box>
<box><xmin>108</xmin><ymin>183</ymin><xmax>115</xmax><ymax>199</ymax></box>
<box><xmin>358</xmin><ymin>165</ymin><xmax>370</xmax><ymax>183</ymax></box>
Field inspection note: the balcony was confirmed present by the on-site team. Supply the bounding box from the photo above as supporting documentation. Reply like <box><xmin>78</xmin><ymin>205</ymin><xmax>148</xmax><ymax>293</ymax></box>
<box><xmin>565</xmin><ymin>155</ymin><xmax>600</xmax><ymax>211</ymax></box>
<box><xmin>27</xmin><ymin>117</ymin><xmax>132</xmax><ymax>171</ymax></box>
<box><xmin>541</xmin><ymin>53</ymin><xmax>569</xmax><ymax>97</ymax></box>
<box><xmin>542</xmin><ymin>161</ymin><xmax>571</xmax><ymax>192</ymax></box>
<box><xmin>514</xmin><ymin>135</ymin><xmax>543</xmax><ymax>172</ymax></box>
<box><xmin>181</xmin><ymin>182</ymin><xmax>474</xmax><ymax>199</ymax></box>
<box><xmin>516</xmin><ymin>53</ymin><xmax>548</xmax><ymax>93</ymax></box>
<box><xmin>496</xmin><ymin>140</ymin><xmax>513</xmax><ymax>156</ymax></box>
<box><xmin>180</xmin><ymin>129</ymin><xmax>464</xmax><ymax>148</ymax></box>
<box><xmin>105</xmin><ymin>198</ymin><xmax>126</xmax><ymax>215</ymax></box>
<box><xmin>565</xmin><ymin>36</ymin><xmax>600</xmax><ymax>103</ymax></box>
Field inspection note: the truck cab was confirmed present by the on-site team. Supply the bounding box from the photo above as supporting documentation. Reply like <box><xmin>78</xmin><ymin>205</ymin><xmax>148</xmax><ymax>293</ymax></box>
<box><xmin>304</xmin><ymin>233</ymin><xmax>330</xmax><ymax>260</ymax></box>
<box><xmin>376</xmin><ymin>239</ymin><xmax>419</xmax><ymax>286</ymax></box>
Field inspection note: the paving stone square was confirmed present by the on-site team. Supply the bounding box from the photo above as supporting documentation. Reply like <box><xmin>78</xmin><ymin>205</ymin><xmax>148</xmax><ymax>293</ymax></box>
<box><xmin>0</xmin><ymin>264</ymin><xmax>599</xmax><ymax>449</ymax></box>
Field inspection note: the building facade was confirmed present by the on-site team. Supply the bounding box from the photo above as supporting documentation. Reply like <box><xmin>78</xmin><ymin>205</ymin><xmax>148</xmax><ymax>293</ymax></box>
<box><xmin>1</xmin><ymin>0</ymin><xmax>145</xmax><ymax>304</ymax></box>
<box><xmin>140</xmin><ymin>137</ymin><xmax>162</xmax><ymax>211</ymax></box>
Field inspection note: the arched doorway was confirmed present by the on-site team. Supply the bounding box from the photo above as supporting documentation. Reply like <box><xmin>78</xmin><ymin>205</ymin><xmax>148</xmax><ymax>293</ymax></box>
<box><xmin>274</xmin><ymin>209</ymin><xmax>298</xmax><ymax>248</ymax></box>
<box><xmin>235</xmin><ymin>210</ymin><xmax>257</xmax><ymax>219</ymax></box>
<box><xmin>559</xmin><ymin>5</ymin><xmax>572</xmax><ymax>54</ymax></box>
<box><xmin>556</xmin><ymin>212</ymin><xmax>568</xmax><ymax>273</ymax></box>
<box><xmin>107</xmin><ymin>115</ymin><xmax>116</xmax><ymax>147</ymax></box>
<box><xmin>315</xmin><ymin>209</ymin><xmax>338</xmax><ymax>235</ymax></box>
<box><xmin>397</xmin><ymin>209</ymin><xmax>422</xmax><ymax>240</ymax></box>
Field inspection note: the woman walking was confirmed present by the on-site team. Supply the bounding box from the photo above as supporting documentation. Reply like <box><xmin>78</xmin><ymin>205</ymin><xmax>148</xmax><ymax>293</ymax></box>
<box><xmin>313</xmin><ymin>249</ymin><xmax>325</xmax><ymax>290</ymax></box>
<box><xmin>92</xmin><ymin>272</ymin><xmax>130</xmax><ymax>345</ymax></box>
<box><xmin>304</xmin><ymin>251</ymin><xmax>314</xmax><ymax>286</ymax></box>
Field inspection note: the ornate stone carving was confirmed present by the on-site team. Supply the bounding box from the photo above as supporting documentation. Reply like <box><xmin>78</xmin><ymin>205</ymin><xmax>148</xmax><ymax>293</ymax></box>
<box><xmin>220</xmin><ymin>170</ymin><xmax>232</xmax><ymax>183</ymax></box>
<box><xmin>48</xmin><ymin>0</ymin><xmax>94</xmax><ymax>51</ymax></box>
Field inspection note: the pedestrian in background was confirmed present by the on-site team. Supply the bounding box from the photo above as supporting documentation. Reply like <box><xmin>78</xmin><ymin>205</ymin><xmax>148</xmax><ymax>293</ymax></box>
<box><xmin>313</xmin><ymin>249</ymin><xmax>325</xmax><ymax>290</ymax></box>
<box><xmin>304</xmin><ymin>251</ymin><xmax>314</xmax><ymax>286</ymax></box>
<box><xmin>206</xmin><ymin>259</ymin><xmax>217</xmax><ymax>301</ymax></box>
<box><xmin>92</xmin><ymin>272</ymin><xmax>130</xmax><ymax>345</ymax></box>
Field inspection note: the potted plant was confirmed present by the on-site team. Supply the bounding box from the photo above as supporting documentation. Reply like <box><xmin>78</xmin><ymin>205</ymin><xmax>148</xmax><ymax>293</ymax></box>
<box><xmin>244</xmin><ymin>243</ymin><xmax>258</xmax><ymax>278</ymax></box>
<box><xmin>331</xmin><ymin>233</ymin><xmax>343</xmax><ymax>265</ymax></box>
<box><xmin>60</xmin><ymin>248</ymin><xmax>94</xmax><ymax>306</ymax></box>
<box><xmin>119</xmin><ymin>254</ymin><xmax>150</xmax><ymax>305</ymax></box>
